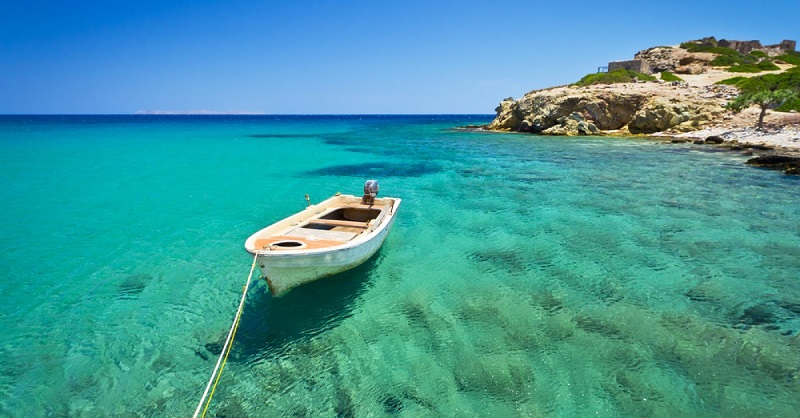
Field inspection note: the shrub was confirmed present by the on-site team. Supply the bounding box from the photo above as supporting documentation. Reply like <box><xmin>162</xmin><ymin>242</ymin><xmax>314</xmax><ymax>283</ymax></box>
<box><xmin>750</xmin><ymin>50</ymin><xmax>768</xmax><ymax>58</ymax></box>
<box><xmin>574</xmin><ymin>69</ymin><xmax>656</xmax><ymax>86</ymax></box>
<box><xmin>728</xmin><ymin>64</ymin><xmax>765</xmax><ymax>73</ymax></box>
<box><xmin>737</xmin><ymin>69</ymin><xmax>800</xmax><ymax>92</ymax></box>
<box><xmin>711</xmin><ymin>55</ymin><xmax>740</xmax><ymax>66</ymax></box>
<box><xmin>707</xmin><ymin>46</ymin><xmax>739</xmax><ymax>56</ymax></box>
<box><xmin>775</xmin><ymin>51</ymin><xmax>800</xmax><ymax>66</ymax></box>
<box><xmin>740</xmin><ymin>54</ymin><xmax>759</xmax><ymax>65</ymax></box>
<box><xmin>776</xmin><ymin>97</ymin><xmax>800</xmax><ymax>112</ymax></box>
<box><xmin>757</xmin><ymin>60</ymin><xmax>780</xmax><ymax>71</ymax></box>
<box><xmin>659</xmin><ymin>71</ymin><xmax>684</xmax><ymax>82</ymax></box>
<box><xmin>681</xmin><ymin>42</ymin><xmax>715</xmax><ymax>52</ymax></box>
<box><xmin>726</xmin><ymin>60</ymin><xmax>781</xmax><ymax>73</ymax></box>
<box><xmin>715</xmin><ymin>76</ymin><xmax>748</xmax><ymax>86</ymax></box>
<box><xmin>710</xmin><ymin>51</ymin><xmax>757</xmax><ymax>67</ymax></box>
<box><xmin>726</xmin><ymin>68</ymin><xmax>800</xmax><ymax>113</ymax></box>
<box><xmin>768</xmin><ymin>67</ymin><xmax>800</xmax><ymax>90</ymax></box>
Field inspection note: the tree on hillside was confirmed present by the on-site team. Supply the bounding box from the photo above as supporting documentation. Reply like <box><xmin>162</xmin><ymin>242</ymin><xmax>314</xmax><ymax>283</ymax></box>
<box><xmin>726</xmin><ymin>89</ymin><xmax>798</xmax><ymax>130</ymax></box>
<box><xmin>725</xmin><ymin>70</ymin><xmax>800</xmax><ymax>130</ymax></box>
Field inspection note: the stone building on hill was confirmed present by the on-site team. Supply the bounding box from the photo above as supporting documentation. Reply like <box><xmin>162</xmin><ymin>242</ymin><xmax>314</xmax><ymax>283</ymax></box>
<box><xmin>604</xmin><ymin>37</ymin><xmax>797</xmax><ymax>76</ymax></box>
<box><xmin>608</xmin><ymin>59</ymin><xmax>652</xmax><ymax>75</ymax></box>
<box><xmin>718</xmin><ymin>39</ymin><xmax>796</xmax><ymax>54</ymax></box>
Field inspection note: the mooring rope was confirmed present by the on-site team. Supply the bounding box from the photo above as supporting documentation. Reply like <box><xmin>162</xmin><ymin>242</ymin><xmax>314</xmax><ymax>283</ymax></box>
<box><xmin>192</xmin><ymin>252</ymin><xmax>260</xmax><ymax>418</ymax></box>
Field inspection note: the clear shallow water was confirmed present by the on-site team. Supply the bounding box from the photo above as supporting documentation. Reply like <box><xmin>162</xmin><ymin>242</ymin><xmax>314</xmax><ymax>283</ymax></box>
<box><xmin>1</xmin><ymin>115</ymin><xmax>799</xmax><ymax>416</ymax></box>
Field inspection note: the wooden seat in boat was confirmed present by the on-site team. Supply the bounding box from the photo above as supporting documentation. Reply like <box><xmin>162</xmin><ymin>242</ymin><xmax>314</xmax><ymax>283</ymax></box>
<box><xmin>306</xmin><ymin>219</ymin><xmax>369</xmax><ymax>228</ymax></box>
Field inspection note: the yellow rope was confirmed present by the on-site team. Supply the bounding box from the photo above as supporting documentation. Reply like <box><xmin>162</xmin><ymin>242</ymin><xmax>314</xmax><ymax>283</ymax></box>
<box><xmin>193</xmin><ymin>252</ymin><xmax>260</xmax><ymax>418</ymax></box>
<box><xmin>200</xmin><ymin>284</ymin><xmax>247</xmax><ymax>417</ymax></box>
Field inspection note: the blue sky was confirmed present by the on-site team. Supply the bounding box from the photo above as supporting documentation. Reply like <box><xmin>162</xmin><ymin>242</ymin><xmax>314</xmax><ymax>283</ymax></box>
<box><xmin>1</xmin><ymin>0</ymin><xmax>798</xmax><ymax>114</ymax></box>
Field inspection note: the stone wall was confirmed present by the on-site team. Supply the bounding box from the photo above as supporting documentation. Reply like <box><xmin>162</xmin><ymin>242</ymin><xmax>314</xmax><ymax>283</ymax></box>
<box><xmin>719</xmin><ymin>39</ymin><xmax>796</xmax><ymax>53</ymax></box>
<box><xmin>775</xmin><ymin>40</ymin><xmax>796</xmax><ymax>51</ymax></box>
<box><xmin>718</xmin><ymin>39</ymin><xmax>763</xmax><ymax>53</ymax></box>
<box><xmin>608</xmin><ymin>59</ymin><xmax>652</xmax><ymax>75</ymax></box>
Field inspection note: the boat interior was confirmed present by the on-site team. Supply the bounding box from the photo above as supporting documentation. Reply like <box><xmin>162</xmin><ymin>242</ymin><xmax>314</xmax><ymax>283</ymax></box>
<box><xmin>253</xmin><ymin>202</ymin><xmax>391</xmax><ymax>251</ymax></box>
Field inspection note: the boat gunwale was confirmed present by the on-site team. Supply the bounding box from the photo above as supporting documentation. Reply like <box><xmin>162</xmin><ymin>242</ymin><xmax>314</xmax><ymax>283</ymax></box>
<box><xmin>244</xmin><ymin>195</ymin><xmax>401</xmax><ymax>257</ymax></box>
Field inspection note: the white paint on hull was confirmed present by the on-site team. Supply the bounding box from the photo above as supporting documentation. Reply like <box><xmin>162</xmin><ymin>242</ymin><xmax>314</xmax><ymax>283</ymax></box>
<box><xmin>245</xmin><ymin>194</ymin><xmax>400</xmax><ymax>296</ymax></box>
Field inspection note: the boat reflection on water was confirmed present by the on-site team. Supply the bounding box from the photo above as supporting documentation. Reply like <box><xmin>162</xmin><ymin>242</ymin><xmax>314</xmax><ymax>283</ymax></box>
<box><xmin>210</xmin><ymin>251</ymin><xmax>385</xmax><ymax>363</ymax></box>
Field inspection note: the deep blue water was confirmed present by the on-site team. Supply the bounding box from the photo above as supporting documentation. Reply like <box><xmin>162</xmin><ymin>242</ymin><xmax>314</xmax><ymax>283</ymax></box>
<box><xmin>1</xmin><ymin>115</ymin><xmax>799</xmax><ymax>416</ymax></box>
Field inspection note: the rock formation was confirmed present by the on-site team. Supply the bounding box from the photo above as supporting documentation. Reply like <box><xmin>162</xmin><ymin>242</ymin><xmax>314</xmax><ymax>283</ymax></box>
<box><xmin>487</xmin><ymin>84</ymin><xmax>728</xmax><ymax>136</ymax></box>
<box><xmin>486</xmin><ymin>36</ymin><xmax>797</xmax><ymax>137</ymax></box>
<box><xmin>745</xmin><ymin>155</ymin><xmax>800</xmax><ymax>174</ymax></box>
<box><xmin>633</xmin><ymin>47</ymin><xmax>687</xmax><ymax>73</ymax></box>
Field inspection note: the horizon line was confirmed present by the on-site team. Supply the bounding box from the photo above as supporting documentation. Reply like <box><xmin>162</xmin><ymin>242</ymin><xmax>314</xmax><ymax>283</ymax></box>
<box><xmin>0</xmin><ymin>112</ymin><xmax>496</xmax><ymax>116</ymax></box>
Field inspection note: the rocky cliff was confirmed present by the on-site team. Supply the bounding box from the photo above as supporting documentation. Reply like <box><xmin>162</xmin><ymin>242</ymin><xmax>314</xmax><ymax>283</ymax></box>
<box><xmin>487</xmin><ymin>83</ymin><xmax>735</xmax><ymax>136</ymax></box>
<box><xmin>486</xmin><ymin>36</ymin><xmax>796</xmax><ymax>137</ymax></box>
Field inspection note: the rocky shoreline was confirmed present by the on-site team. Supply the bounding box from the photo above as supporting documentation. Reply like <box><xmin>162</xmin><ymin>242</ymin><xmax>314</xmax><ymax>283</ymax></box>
<box><xmin>480</xmin><ymin>37</ymin><xmax>800</xmax><ymax>173</ymax></box>
<box><xmin>479</xmin><ymin>99</ymin><xmax>800</xmax><ymax>174</ymax></box>
<box><xmin>656</xmin><ymin>122</ymin><xmax>800</xmax><ymax>174</ymax></box>
<box><xmin>481</xmin><ymin>69</ymin><xmax>800</xmax><ymax>173</ymax></box>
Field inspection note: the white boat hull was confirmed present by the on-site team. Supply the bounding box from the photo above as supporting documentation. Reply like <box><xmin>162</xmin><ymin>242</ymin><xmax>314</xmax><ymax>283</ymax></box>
<box><xmin>244</xmin><ymin>193</ymin><xmax>400</xmax><ymax>296</ymax></box>
<box><xmin>258</xmin><ymin>214</ymin><xmax>395</xmax><ymax>295</ymax></box>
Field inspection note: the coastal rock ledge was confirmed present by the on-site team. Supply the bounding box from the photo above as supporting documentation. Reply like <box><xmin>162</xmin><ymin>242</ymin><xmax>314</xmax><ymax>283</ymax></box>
<box><xmin>487</xmin><ymin>83</ymin><xmax>728</xmax><ymax>136</ymax></box>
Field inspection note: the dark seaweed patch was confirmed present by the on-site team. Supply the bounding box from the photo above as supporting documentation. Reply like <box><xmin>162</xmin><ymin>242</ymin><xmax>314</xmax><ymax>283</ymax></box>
<box><xmin>116</xmin><ymin>274</ymin><xmax>153</xmax><ymax>299</ymax></box>
<box><xmin>334</xmin><ymin>386</ymin><xmax>356</xmax><ymax>417</ymax></box>
<box><xmin>306</xmin><ymin>162</ymin><xmax>439</xmax><ymax>178</ymax></box>
<box><xmin>735</xmin><ymin>300</ymin><xmax>800</xmax><ymax>334</ymax></box>
<box><xmin>468</xmin><ymin>250</ymin><xmax>528</xmax><ymax>275</ymax></box>
<box><xmin>535</xmin><ymin>293</ymin><xmax>565</xmax><ymax>314</ymax></box>
<box><xmin>779</xmin><ymin>301</ymin><xmax>800</xmax><ymax>316</ymax></box>
<box><xmin>382</xmin><ymin>395</ymin><xmax>404</xmax><ymax>414</ymax></box>
<box><xmin>204</xmin><ymin>340</ymin><xmax>224</xmax><ymax>356</ymax></box>
<box><xmin>739</xmin><ymin>303</ymin><xmax>778</xmax><ymax>326</ymax></box>
<box><xmin>574</xmin><ymin>315</ymin><xmax>623</xmax><ymax>339</ymax></box>
<box><xmin>597</xmin><ymin>282</ymin><xmax>623</xmax><ymax>305</ymax></box>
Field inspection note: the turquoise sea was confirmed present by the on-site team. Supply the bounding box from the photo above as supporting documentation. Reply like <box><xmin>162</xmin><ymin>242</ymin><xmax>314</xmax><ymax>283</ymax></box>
<box><xmin>1</xmin><ymin>115</ymin><xmax>799</xmax><ymax>416</ymax></box>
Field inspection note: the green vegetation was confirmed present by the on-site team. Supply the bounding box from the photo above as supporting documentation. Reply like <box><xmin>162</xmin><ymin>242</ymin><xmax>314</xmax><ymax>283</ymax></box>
<box><xmin>728</xmin><ymin>60</ymin><xmax>781</xmax><ymax>73</ymax></box>
<box><xmin>715</xmin><ymin>76</ymin><xmax>748</xmax><ymax>86</ymax></box>
<box><xmin>780</xmin><ymin>96</ymin><xmax>800</xmax><ymax>112</ymax></box>
<box><xmin>726</xmin><ymin>89</ymin><xmax>798</xmax><ymax>129</ymax></box>
<box><xmin>682</xmin><ymin>41</ymin><xmax>785</xmax><ymax>74</ymax></box>
<box><xmin>659</xmin><ymin>71</ymin><xmax>684</xmax><ymax>82</ymax></box>
<box><xmin>574</xmin><ymin>69</ymin><xmax>656</xmax><ymax>86</ymax></box>
<box><xmin>707</xmin><ymin>46</ymin><xmax>739</xmax><ymax>56</ymax></box>
<box><xmin>758</xmin><ymin>60</ymin><xmax>781</xmax><ymax>71</ymax></box>
<box><xmin>680</xmin><ymin>41</ymin><xmax>739</xmax><ymax>55</ymax></box>
<box><xmin>717</xmin><ymin>67</ymin><xmax>800</xmax><ymax>90</ymax></box>
<box><xmin>710</xmin><ymin>52</ymin><xmax>758</xmax><ymax>67</ymax></box>
<box><xmin>680</xmin><ymin>42</ymin><xmax>716</xmax><ymax>52</ymax></box>
<box><xmin>726</xmin><ymin>65</ymin><xmax>763</xmax><ymax>73</ymax></box>
<box><xmin>724</xmin><ymin>67</ymin><xmax>800</xmax><ymax>127</ymax></box>
<box><xmin>775</xmin><ymin>51</ymin><xmax>800</xmax><ymax>66</ymax></box>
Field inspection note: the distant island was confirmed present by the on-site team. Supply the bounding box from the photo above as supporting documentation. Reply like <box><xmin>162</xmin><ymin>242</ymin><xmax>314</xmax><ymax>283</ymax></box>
<box><xmin>135</xmin><ymin>110</ymin><xmax>266</xmax><ymax>115</ymax></box>
<box><xmin>484</xmin><ymin>37</ymin><xmax>800</xmax><ymax>173</ymax></box>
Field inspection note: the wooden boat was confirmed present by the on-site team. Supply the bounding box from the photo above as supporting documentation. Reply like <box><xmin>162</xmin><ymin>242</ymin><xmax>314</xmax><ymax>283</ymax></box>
<box><xmin>244</xmin><ymin>180</ymin><xmax>400</xmax><ymax>296</ymax></box>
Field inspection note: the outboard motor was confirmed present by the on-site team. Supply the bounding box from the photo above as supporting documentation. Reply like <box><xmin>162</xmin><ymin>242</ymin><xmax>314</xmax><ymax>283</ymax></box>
<box><xmin>362</xmin><ymin>180</ymin><xmax>379</xmax><ymax>205</ymax></box>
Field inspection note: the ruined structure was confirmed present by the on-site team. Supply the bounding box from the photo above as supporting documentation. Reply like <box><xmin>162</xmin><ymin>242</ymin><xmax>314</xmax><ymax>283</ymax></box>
<box><xmin>608</xmin><ymin>59</ymin><xmax>652</xmax><ymax>75</ymax></box>
<box><xmin>717</xmin><ymin>39</ymin><xmax>763</xmax><ymax>54</ymax></box>
<box><xmin>780</xmin><ymin>40</ymin><xmax>798</xmax><ymax>51</ymax></box>
<box><xmin>612</xmin><ymin>38</ymin><xmax>797</xmax><ymax>76</ymax></box>
<box><xmin>718</xmin><ymin>39</ymin><xmax>796</xmax><ymax>55</ymax></box>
